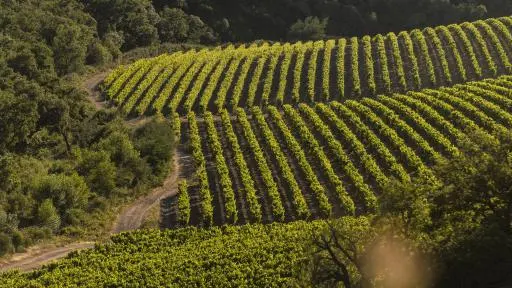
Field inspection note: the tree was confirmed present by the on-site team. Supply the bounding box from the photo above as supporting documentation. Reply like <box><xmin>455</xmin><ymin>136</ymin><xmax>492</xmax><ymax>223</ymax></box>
<box><xmin>122</xmin><ymin>11</ymin><xmax>160</xmax><ymax>49</ymax></box>
<box><xmin>86</xmin><ymin>41</ymin><xmax>113</xmax><ymax>66</ymax></box>
<box><xmin>158</xmin><ymin>7</ymin><xmax>190</xmax><ymax>43</ymax></box>
<box><xmin>52</xmin><ymin>24</ymin><xmax>92</xmax><ymax>75</ymax></box>
<box><xmin>133</xmin><ymin>116</ymin><xmax>175</xmax><ymax>181</ymax></box>
<box><xmin>432</xmin><ymin>131</ymin><xmax>512</xmax><ymax>235</ymax></box>
<box><xmin>101</xmin><ymin>31</ymin><xmax>124</xmax><ymax>59</ymax></box>
<box><xmin>0</xmin><ymin>91</ymin><xmax>39</xmax><ymax>153</ymax></box>
<box><xmin>0</xmin><ymin>207</ymin><xmax>19</xmax><ymax>235</ymax></box>
<box><xmin>76</xmin><ymin>149</ymin><xmax>117</xmax><ymax>197</ymax></box>
<box><xmin>37</xmin><ymin>199</ymin><xmax>61</xmax><ymax>233</ymax></box>
<box><xmin>306</xmin><ymin>130</ymin><xmax>512</xmax><ymax>287</ymax></box>
<box><xmin>83</xmin><ymin>0</ymin><xmax>160</xmax><ymax>50</ymax></box>
<box><xmin>305</xmin><ymin>217</ymin><xmax>375</xmax><ymax>288</ymax></box>
<box><xmin>379</xmin><ymin>176</ymin><xmax>433</xmax><ymax>242</ymax></box>
<box><xmin>187</xmin><ymin>15</ymin><xmax>214</xmax><ymax>43</ymax></box>
<box><xmin>98</xmin><ymin>132</ymin><xmax>150</xmax><ymax>188</ymax></box>
<box><xmin>428</xmin><ymin>131</ymin><xmax>512</xmax><ymax>286</ymax></box>
<box><xmin>0</xmin><ymin>233</ymin><xmax>14</xmax><ymax>256</ymax></box>
<box><xmin>288</xmin><ymin>16</ymin><xmax>328</xmax><ymax>41</ymax></box>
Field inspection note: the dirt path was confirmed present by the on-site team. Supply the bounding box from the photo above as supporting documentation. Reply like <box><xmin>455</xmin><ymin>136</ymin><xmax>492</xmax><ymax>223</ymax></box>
<box><xmin>111</xmin><ymin>152</ymin><xmax>181</xmax><ymax>233</ymax></box>
<box><xmin>83</xmin><ymin>71</ymin><xmax>109</xmax><ymax>110</ymax></box>
<box><xmin>0</xmin><ymin>153</ymin><xmax>180</xmax><ymax>273</ymax></box>
<box><xmin>0</xmin><ymin>71</ymin><xmax>183</xmax><ymax>273</ymax></box>
<box><xmin>0</xmin><ymin>242</ymin><xmax>95</xmax><ymax>272</ymax></box>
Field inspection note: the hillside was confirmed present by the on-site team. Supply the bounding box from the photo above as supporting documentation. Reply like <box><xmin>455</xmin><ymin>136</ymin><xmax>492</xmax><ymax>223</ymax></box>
<box><xmin>161</xmin><ymin>75</ymin><xmax>512</xmax><ymax>228</ymax></box>
<box><xmin>0</xmin><ymin>220</ymin><xmax>337</xmax><ymax>287</ymax></box>
<box><xmin>103</xmin><ymin>16</ymin><xmax>512</xmax><ymax>116</ymax></box>
<box><xmin>2</xmin><ymin>3</ymin><xmax>512</xmax><ymax>287</ymax></box>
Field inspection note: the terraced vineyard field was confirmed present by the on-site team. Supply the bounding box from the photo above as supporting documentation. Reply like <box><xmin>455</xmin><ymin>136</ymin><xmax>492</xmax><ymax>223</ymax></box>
<box><xmin>104</xmin><ymin>17</ymin><xmax>512</xmax><ymax>116</ymax></box>
<box><xmin>160</xmin><ymin>75</ymin><xmax>512</xmax><ymax>227</ymax></box>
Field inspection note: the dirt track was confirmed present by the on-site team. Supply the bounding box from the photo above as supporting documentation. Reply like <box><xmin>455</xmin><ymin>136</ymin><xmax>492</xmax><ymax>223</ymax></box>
<box><xmin>83</xmin><ymin>71</ymin><xmax>109</xmax><ymax>109</ymax></box>
<box><xmin>111</xmin><ymin>153</ymin><xmax>181</xmax><ymax>233</ymax></box>
<box><xmin>0</xmin><ymin>242</ymin><xmax>95</xmax><ymax>272</ymax></box>
<box><xmin>0</xmin><ymin>73</ymin><xmax>181</xmax><ymax>273</ymax></box>
<box><xmin>0</xmin><ymin>155</ymin><xmax>179</xmax><ymax>273</ymax></box>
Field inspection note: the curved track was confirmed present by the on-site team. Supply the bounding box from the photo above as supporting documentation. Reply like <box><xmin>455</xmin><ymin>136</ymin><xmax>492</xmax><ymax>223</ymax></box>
<box><xmin>0</xmin><ymin>74</ymin><xmax>181</xmax><ymax>273</ymax></box>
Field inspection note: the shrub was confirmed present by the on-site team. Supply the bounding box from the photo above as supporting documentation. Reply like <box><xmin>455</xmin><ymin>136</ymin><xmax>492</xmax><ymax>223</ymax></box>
<box><xmin>0</xmin><ymin>233</ymin><xmax>13</xmax><ymax>256</ymax></box>
<box><xmin>133</xmin><ymin>116</ymin><xmax>176</xmax><ymax>182</ymax></box>
<box><xmin>37</xmin><ymin>199</ymin><xmax>61</xmax><ymax>233</ymax></box>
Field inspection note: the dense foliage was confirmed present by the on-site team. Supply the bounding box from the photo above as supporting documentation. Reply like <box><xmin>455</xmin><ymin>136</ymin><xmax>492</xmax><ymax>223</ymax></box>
<box><xmin>0</xmin><ymin>0</ymin><xmax>177</xmax><ymax>255</ymax></box>
<box><xmin>153</xmin><ymin>0</ymin><xmax>510</xmax><ymax>42</ymax></box>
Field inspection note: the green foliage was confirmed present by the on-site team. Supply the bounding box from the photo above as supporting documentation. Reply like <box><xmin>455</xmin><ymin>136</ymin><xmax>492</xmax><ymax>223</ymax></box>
<box><xmin>132</xmin><ymin>116</ymin><xmax>175</xmax><ymax>182</ymax></box>
<box><xmin>0</xmin><ymin>0</ymin><xmax>172</xmax><ymax>257</ymax></box>
<box><xmin>34</xmin><ymin>173</ymin><xmax>90</xmax><ymax>217</ymax></box>
<box><xmin>0</xmin><ymin>91</ymin><xmax>39</xmax><ymax>153</ymax></box>
<box><xmin>37</xmin><ymin>199</ymin><xmax>61</xmax><ymax>233</ymax></box>
<box><xmin>302</xmin><ymin>130</ymin><xmax>512</xmax><ymax>287</ymax></box>
<box><xmin>0</xmin><ymin>233</ymin><xmax>14</xmax><ymax>257</ymax></box>
<box><xmin>305</xmin><ymin>217</ymin><xmax>375</xmax><ymax>287</ymax></box>
<box><xmin>52</xmin><ymin>24</ymin><xmax>93</xmax><ymax>75</ymax></box>
<box><xmin>83</xmin><ymin>0</ymin><xmax>159</xmax><ymax>50</ymax></box>
<box><xmin>86</xmin><ymin>41</ymin><xmax>113</xmax><ymax>66</ymax></box>
<box><xmin>98</xmin><ymin>131</ymin><xmax>150</xmax><ymax>188</ymax></box>
<box><xmin>379</xmin><ymin>177</ymin><xmax>433</xmax><ymax>240</ymax></box>
<box><xmin>158</xmin><ymin>7</ymin><xmax>215</xmax><ymax>44</ymax></box>
<box><xmin>156</xmin><ymin>0</ymin><xmax>497</xmax><ymax>42</ymax></box>
<box><xmin>76</xmin><ymin>149</ymin><xmax>117</xmax><ymax>196</ymax></box>
<box><xmin>158</xmin><ymin>8</ymin><xmax>190</xmax><ymax>43</ymax></box>
<box><xmin>374</xmin><ymin>129</ymin><xmax>512</xmax><ymax>286</ymax></box>
<box><xmin>0</xmin><ymin>220</ymin><xmax>328</xmax><ymax>287</ymax></box>
<box><xmin>5</xmin><ymin>0</ymin><xmax>512</xmax><ymax>283</ymax></box>
<box><xmin>288</xmin><ymin>16</ymin><xmax>328</xmax><ymax>41</ymax></box>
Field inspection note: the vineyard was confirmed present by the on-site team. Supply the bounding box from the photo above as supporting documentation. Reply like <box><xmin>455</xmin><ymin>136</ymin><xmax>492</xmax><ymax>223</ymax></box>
<box><xmin>102</xmin><ymin>16</ymin><xmax>512</xmax><ymax>115</ymax></box>
<box><xmin>159</xmin><ymin>75</ymin><xmax>512</xmax><ymax>228</ymax></box>
<box><xmin>0</xmin><ymin>220</ymin><xmax>332</xmax><ymax>287</ymax></box>
<box><xmin>4</xmin><ymin>0</ymin><xmax>512</xmax><ymax>285</ymax></box>
<box><xmin>102</xmin><ymin>15</ymin><xmax>512</xmax><ymax>229</ymax></box>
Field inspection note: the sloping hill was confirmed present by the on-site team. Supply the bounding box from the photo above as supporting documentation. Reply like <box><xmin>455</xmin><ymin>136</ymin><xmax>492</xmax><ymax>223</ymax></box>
<box><xmin>162</xmin><ymin>75</ymin><xmax>512</xmax><ymax>228</ymax></box>
<box><xmin>103</xmin><ymin>17</ymin><xmax>512</xmax><ymax>116</ymax></box>
<box><xmin>0</xmin><ymin>220</ymin><xmax>336</xmax><ymax>287</ymax></box>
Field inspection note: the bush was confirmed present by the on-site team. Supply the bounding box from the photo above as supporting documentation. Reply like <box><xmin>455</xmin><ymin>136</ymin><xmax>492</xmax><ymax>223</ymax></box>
<box><xmin>64</xmin><ymin>209</ymin><xmax>87</xmax><ymax>226</ymax></box>
<box><xmin>60</xmin><ymin>226</ymin><xmax>85</xmax><ymax>237</ymax></box>
<box><xmin>34</xmin><ymin>173</ymin><xmax>90</xmax><ymax>214</ymax></box>
<box><xmin>288</xmin><ymin>17</ymin><xmax>328</xmax><ymax>41</ymax></box>
<box><xmin>133</xmin><ymin>116</ymin><xmax>175</xmax><ymax>182</ymax></box>
<box><xmin>23</xmin><ymin>227</ymin><xmax>53</xmax><ymax>244</ymax></box>
<box><xmin>76</xmin><ymin>149</ymin><xmax>117</xmax><ymax>196</ymax></box>
<box><xmin>86</xmin><ymin>41</ymin><xmax>113</xmax><ymax>66</ymax></box>
<box><xmin>0</xmin><ymin>233</ymin><xmax>14</xmax><ymax>256</ymax></box>
<box><xmin>37</xmin><ymin>199</ymin><xmax>61</xmax><ymax>233</ymax></box>
<box><xmin>98</xmin><ymin>131</ymin><xmax>151</xmax><ymax>188</ymax></box>
<box><xmin>11</xmin><ymin>230</ymin><xmax>25</xmax><ymax>253</ymax></box>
